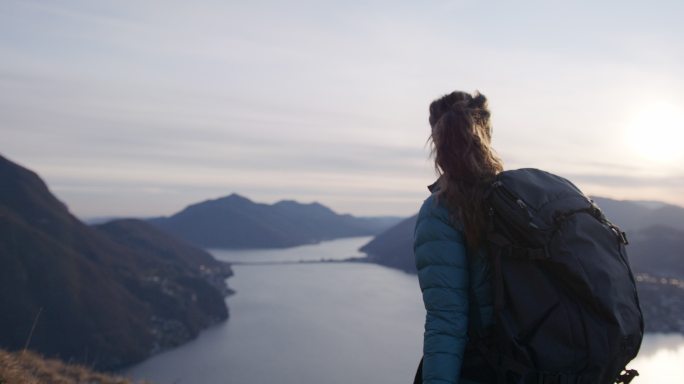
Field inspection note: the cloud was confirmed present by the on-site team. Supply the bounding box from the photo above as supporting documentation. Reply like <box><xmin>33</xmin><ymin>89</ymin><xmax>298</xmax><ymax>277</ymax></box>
<box><xmin>2</xmin><ymin>0</ymin><xmax>684</xmax><ymax>216</ymax></box>
<box><xmin>567</xmin><ymin>172</ymin><xmax>684</xmax><ymax>189</ymax></box>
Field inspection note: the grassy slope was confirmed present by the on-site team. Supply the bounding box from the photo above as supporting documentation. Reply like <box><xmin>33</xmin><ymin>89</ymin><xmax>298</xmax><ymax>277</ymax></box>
<box><xmin>0</xmin><ymin>348</ymin><xmax>150</xmax><ymax>384</ymax></box>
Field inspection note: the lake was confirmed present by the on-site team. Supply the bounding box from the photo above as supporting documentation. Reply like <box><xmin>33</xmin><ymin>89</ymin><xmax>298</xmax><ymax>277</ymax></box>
<box><xmin>124</xmin><ymin>237</ymin><xmax>684</xmax><ymax>384</ymax></box>
<box><xmin>206</xmin><ymin>236</ymin><xmax>372</xmax><ymax>263</ymax></box>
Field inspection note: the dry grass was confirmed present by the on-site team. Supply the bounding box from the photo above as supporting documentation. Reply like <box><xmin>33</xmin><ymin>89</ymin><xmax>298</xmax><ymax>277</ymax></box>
<box><xmin>0</xmin><ymin>348</ymin><xmax>151</xmax><ymax>384</ymax></box>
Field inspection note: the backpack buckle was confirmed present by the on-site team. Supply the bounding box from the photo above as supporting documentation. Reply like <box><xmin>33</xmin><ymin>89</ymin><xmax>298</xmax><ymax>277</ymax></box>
<box><xmin>618</xmin><ymin>230</ymin><xmax>629</xmax><ymax>245</ymax></box>
<box><xmin>616</xmin><ymin>369</ymin><xmax>639</xmax><ymax>384</ymax></box>
<box><xmin>608</xmin><ymin>224</ymin><xmax>629</xmax><ymax>245</ymax></box>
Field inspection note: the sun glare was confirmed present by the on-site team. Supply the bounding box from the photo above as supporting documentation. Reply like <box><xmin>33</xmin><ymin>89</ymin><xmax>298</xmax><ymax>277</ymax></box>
<box><xmin>625</xmin><ymin>102</ymin><xmax>684</xmax><ymax>165</ymax></box>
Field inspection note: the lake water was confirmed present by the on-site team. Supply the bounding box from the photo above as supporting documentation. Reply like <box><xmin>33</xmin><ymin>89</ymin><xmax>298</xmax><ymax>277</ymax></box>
<box><xmin>124</xmin><ymin>237</ymin><xmax>684</xmax><ymax>384</ymax></box>
<box><xmin>206</xmin><ymin>236</ymin><xmax>372</xmax><ymax>263</ymax></box>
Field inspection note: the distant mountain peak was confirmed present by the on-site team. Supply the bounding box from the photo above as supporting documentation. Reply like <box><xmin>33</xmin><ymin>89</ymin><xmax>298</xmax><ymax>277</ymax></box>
<box><xmin>274</xmin><ymin>199</ymin><xmax>326</xmax><ymax>208</ymax></box>
<box><xmin>219</xmin><ymin>193</ymin><xmax>251</xmax><ymax>202</ymax></box>
<box><xmin>178</xmin><ymin>193</ymin><xmax>253</xmax><ymax>213</ymax></box>
<box><xmin>0</xmin><ymin>153</ymin><xmax>72</xmax><ymax>224</ymax></box>
<box><xmin>148</xmin><ymin>193</ymin><xmax>400</xmax><ymax>249</ymax></box>
<box><xmin>274</xmin><ymin>199</ymin><xmax>337</xmax><ymax>216</ymax></box>
<box><xmin>273</xmin><ymin>199</ymin><xmax>298</xmax><ymax>206</ymax></box>
<box><xmin>591</xmin><ymin>195</ymin><xmax>681</xmax><ymax>211</ymax></box>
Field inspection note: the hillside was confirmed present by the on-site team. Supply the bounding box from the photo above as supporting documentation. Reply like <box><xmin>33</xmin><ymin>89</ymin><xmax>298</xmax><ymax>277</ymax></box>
<box><xmin>0</xmin><ymin>154</ymin><xmax>232</xmax><ymax>370</ymax></box>
<box><xmin>148</xmin><ymin>194</ymin><xmax>401</xmax><ymax>249</ymax></box>
<box><xmin>627</xmin><ymin>226</ymin><xmax>684</xmax><ymax>279</ymax></box>
<box><xmin>0</xmin><ymin>348</ymin><xmax>149</xmax><ymax>384</ymax></box>
<box><xmin>360</xmin><ymin>198</ymin><xmax>684</xmax><ymax>333</ymax></box>
<box><xmin>94</xmin><ymin>219</ymin><xmax>233</xmax><ymax>297</ymax></box>
<box><xmin>359</xmin><ymin>215</ymin><xmax>417</xmax><ymax>273</ymax></box>
<box><xmin>591</xmin><ymin>196</ymin><xmax>684</xmax><ymax>233</ymax></box>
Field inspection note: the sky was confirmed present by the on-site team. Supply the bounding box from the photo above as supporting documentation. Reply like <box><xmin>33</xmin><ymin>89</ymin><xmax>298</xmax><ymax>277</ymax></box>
<box><xmin>1</xmin><ymin>0</ymin><xmax>683</xmax><ymax>218</ymax></box>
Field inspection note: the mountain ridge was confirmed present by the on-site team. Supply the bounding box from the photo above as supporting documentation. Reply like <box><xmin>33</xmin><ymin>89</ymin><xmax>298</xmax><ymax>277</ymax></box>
<box><xmin>0</xmin><ymin>154</ymin><xmax>233</xmax><ymax>370</ymax></box>
<box><xmin>148</xmin><ymin>193</ymin><xmax>403</xmax><ymax>249</ymax></box>
<box><xmin>591</xmin><ymin>196</ymin><xmax>684</xmax><ymax>232</ymax></box>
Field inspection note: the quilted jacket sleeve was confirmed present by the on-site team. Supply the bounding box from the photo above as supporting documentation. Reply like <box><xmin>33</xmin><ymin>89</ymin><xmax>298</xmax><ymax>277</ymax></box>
<box><xmin>414</xmin><ymin>195</ymin><xmax>470</xmax><ymax>384</ymax></box>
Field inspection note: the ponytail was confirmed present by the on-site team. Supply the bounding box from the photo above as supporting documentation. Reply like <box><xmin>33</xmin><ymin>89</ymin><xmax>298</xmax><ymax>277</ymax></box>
<box><xmin>428</xmin><ymin>91</ymin><xmax>503</xmax><ymax>247</ymax></box>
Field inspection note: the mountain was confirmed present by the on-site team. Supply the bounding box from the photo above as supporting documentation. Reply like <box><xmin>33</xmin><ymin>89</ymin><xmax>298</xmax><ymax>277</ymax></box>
<box><xmin>360</xmin><ymin>199</ymin><xmax>684</xmax><ymax>333</ymax></box>
<box><xmin>626</xmin><ymin>226</ymin><xmax>684</xmax><ymax>279</ymax></box>
<box><xmin>148</xmin><ymin>194</ymin><xmax>402</xmax><ymax>249</ymax></box>
<box><xmin>592</xmin><ymin>196</ymin><xmax>684</xmax><ymax>233</ymax></box>
<box><xmin>94</xmin><ymin>218</ymin><xmax>233</xmax><ymax>297</ymax></box>
<box><xmin>359</xmin><ymin>215</ymin><xmax>417</xmax><ymax>273</ymax></box>
<box><xmin>0</xmin><ymin>154</ymin><xmax>232</xmax><ymax>370</ymax></box>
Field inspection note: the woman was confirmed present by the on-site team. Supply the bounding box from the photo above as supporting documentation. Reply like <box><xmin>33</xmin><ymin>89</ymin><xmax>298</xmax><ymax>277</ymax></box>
<box><xmin>414</xmin><ymin>91</ymin><xmax>502</xmax><ymax>384</ymax></box>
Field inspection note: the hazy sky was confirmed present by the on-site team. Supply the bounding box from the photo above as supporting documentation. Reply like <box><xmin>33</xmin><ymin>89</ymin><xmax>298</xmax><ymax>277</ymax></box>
<box><xmin>2</xmin><ymin>0</ymin><xmax>683</xmax><ymax>218</ymax></box>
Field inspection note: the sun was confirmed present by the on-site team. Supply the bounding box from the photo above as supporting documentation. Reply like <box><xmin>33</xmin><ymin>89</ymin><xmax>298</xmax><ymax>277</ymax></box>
<box><xmin>625</xmin><ymin>102</ymin><xmax>684</xmax><ymax>165</ymax></box>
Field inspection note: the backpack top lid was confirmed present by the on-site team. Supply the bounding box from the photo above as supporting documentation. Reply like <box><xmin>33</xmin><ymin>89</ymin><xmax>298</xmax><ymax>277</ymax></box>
<box><xmin>489</xmin><ymin>168</ymin><xmax>612</xmax><ymax>245</ymax></box>
<box><xmin>495</xmin><ymin>168</ymin><xmax>585</xmax><ymax>205</ymax></box>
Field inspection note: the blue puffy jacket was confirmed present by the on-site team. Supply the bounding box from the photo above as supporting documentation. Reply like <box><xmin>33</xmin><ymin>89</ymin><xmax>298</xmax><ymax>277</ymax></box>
<box><xmin>414</xmin><ymin>189</ymin><xmax>494</xmax><ymax>384</ymax></box>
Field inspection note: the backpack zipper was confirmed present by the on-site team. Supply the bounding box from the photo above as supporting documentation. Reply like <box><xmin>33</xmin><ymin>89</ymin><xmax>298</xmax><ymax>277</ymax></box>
<box><xmin>491</xmin><ymin>181</ymin><xmax>536</xmax><ymax>230</ymax></box>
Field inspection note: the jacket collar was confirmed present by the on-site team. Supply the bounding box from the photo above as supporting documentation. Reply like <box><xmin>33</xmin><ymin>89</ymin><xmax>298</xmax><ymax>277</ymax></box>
<box><xmin>428</xmin><ymin>176</ymin><xmax>442</xmax><ymax>193</ymax></box>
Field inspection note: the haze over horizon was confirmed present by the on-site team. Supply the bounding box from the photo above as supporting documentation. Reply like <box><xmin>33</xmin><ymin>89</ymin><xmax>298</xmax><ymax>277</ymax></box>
<box><xmin>2</xmin><ymin>0</ymin><xmax>683</xmax><ymax>218</ymax></box>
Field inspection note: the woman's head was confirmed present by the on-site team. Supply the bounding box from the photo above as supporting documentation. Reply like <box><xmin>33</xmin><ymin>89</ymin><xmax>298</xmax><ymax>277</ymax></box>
<box><xmin>429</xmin><ymin>91</ymin><xmax>500</xmax><ymax>180</ymax></box>
<box><xmin>428</xmin><ymin>90</ymin><xmax>503</xmax><ymax>246</ymax></box>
